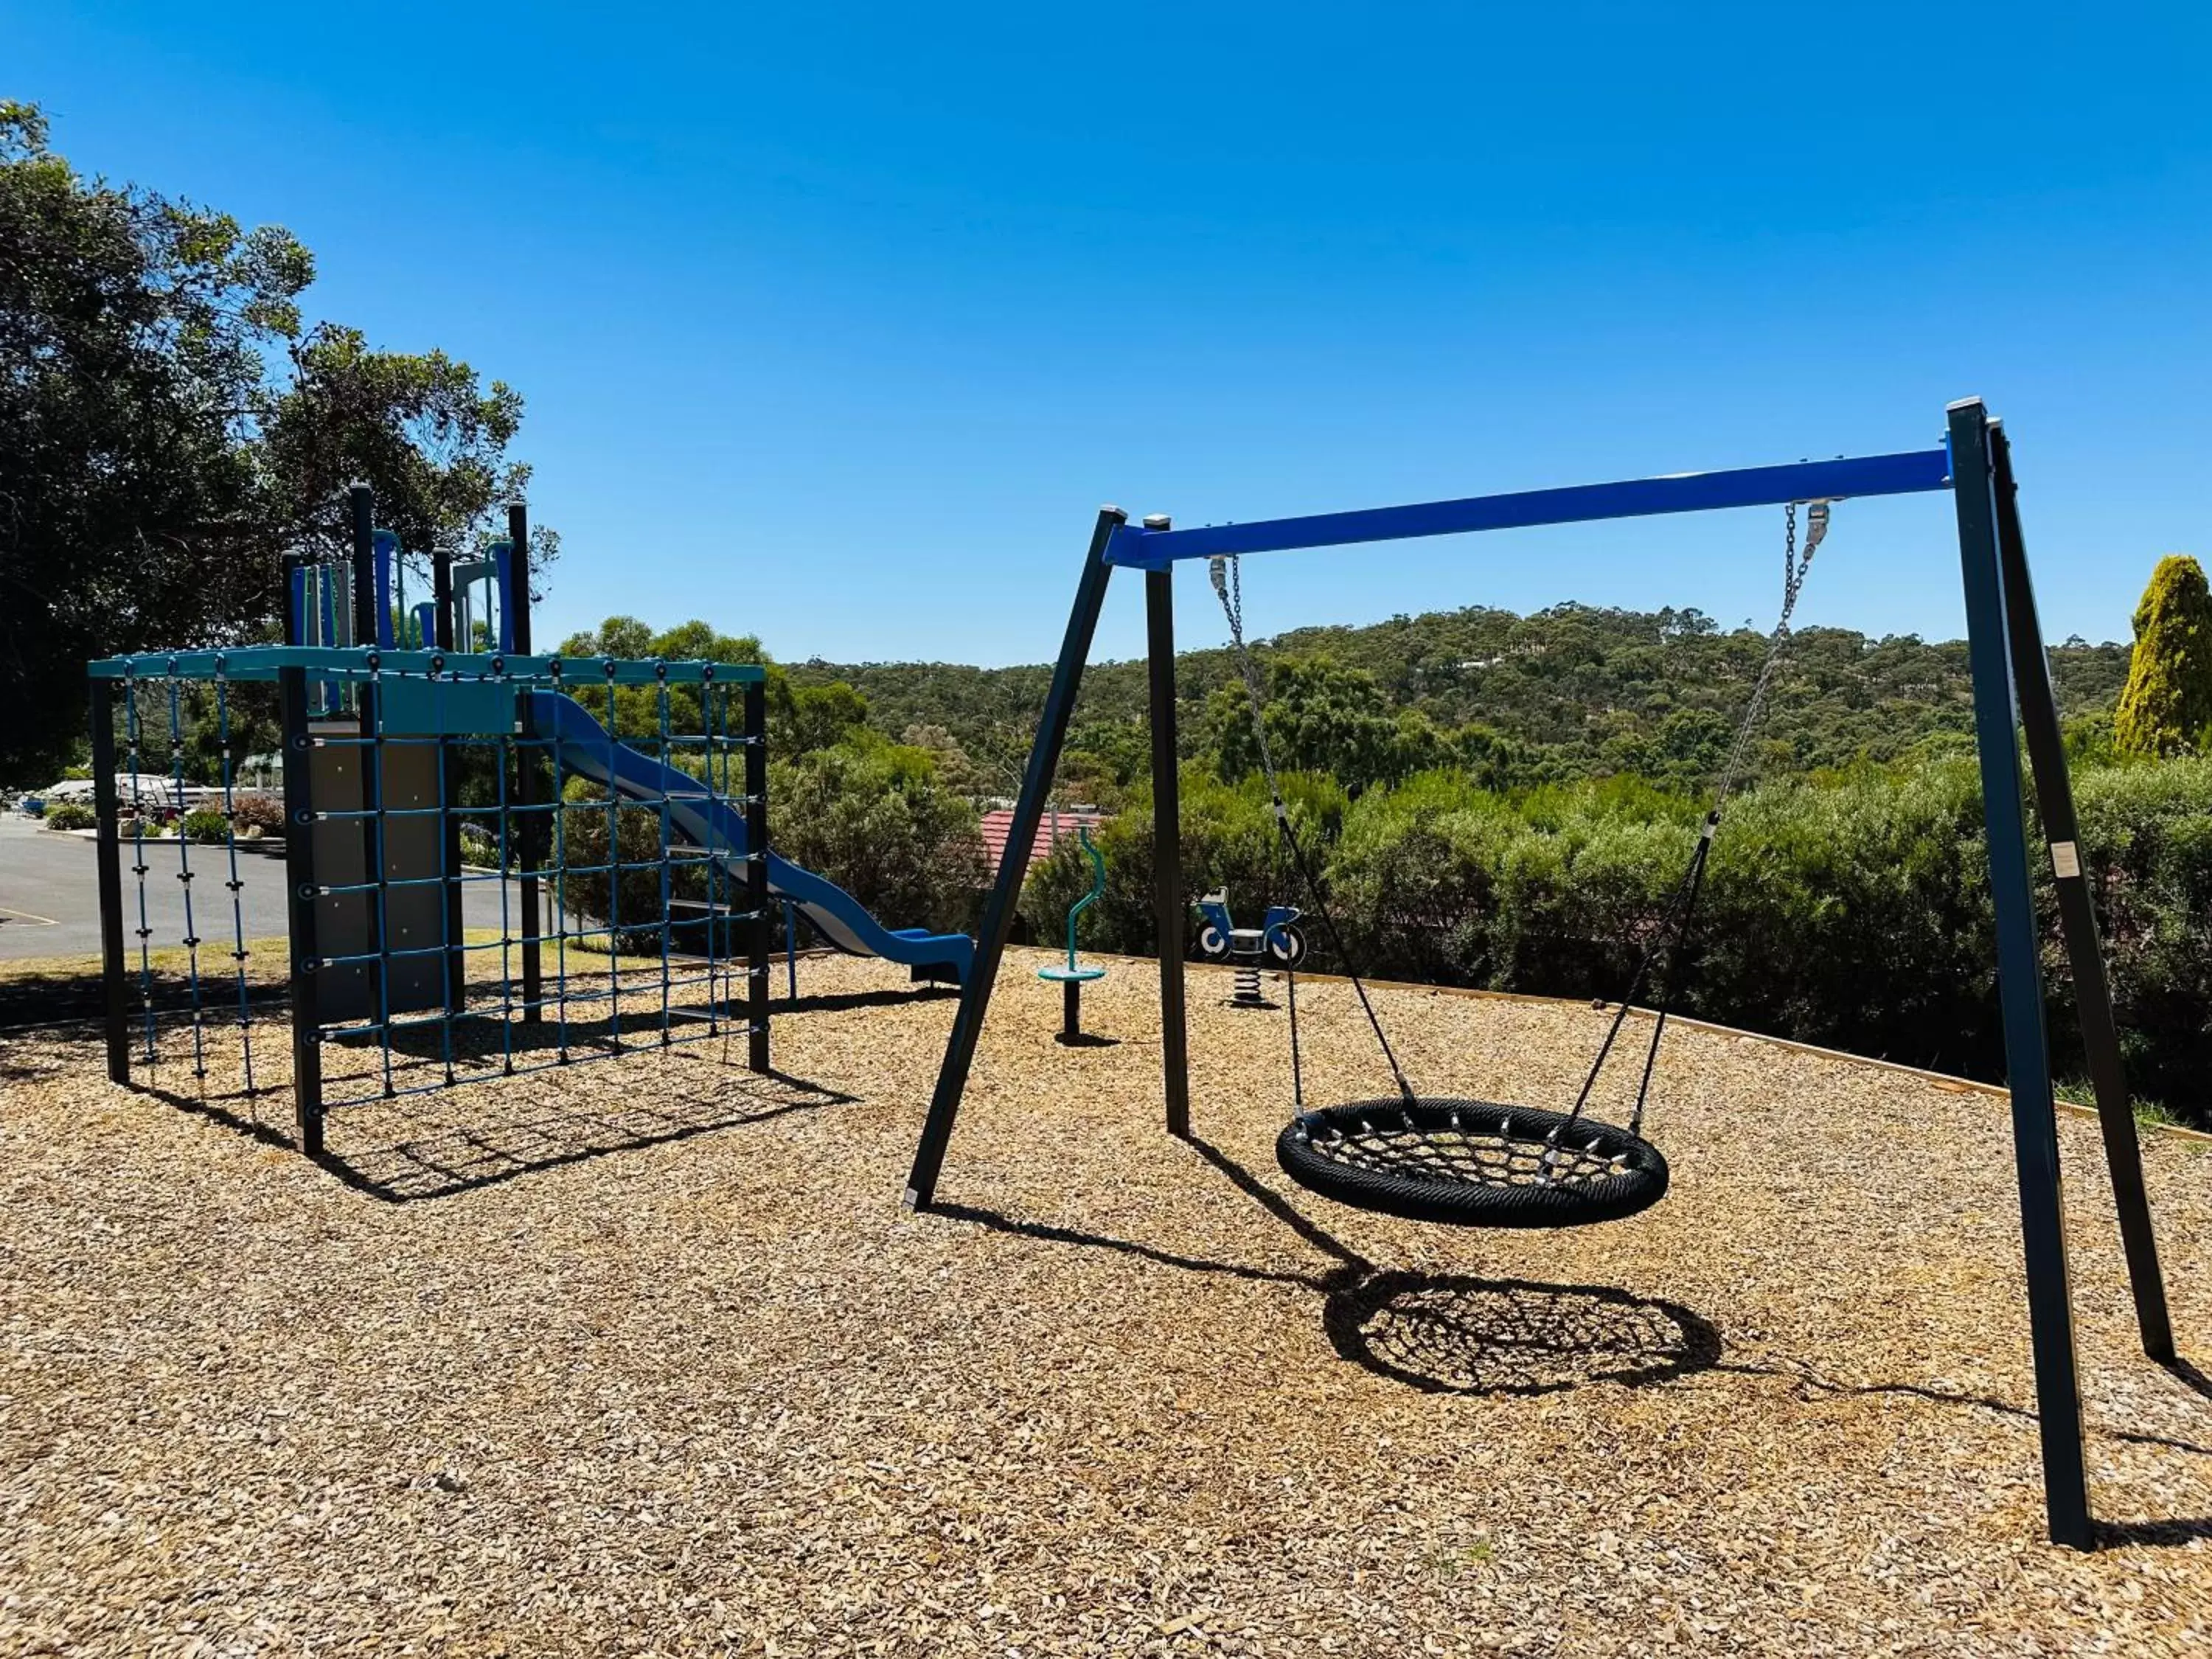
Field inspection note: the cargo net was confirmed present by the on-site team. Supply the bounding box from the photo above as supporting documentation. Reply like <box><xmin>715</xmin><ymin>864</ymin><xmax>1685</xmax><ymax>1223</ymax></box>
<box><xmin>90</xmin><ymin>647</ymin><xmax>771</xmax><ymax>1127</ymax></box>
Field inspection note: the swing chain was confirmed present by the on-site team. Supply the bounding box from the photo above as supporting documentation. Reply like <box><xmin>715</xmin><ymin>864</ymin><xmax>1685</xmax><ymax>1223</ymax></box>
<box><xmin>1209</xmin><ymin>554</ymin><xmax>1417</xmax><ymax>1109</ymax></box>
<box><xmin>1711</xmin><ymin>499</ymin><xmax>1827</xmax><ymax>814</ymax></box>
<box><xmin>1570</xmin><ymin>496</ymin><xmax>1833</xmax><ymax>1141</ymax></box>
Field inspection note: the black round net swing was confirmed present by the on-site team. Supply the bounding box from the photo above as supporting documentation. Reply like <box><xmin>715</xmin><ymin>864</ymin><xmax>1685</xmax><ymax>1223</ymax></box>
<box><xmin>1208</xmin><ymin>501</ymin><xmax>1829</xmax><ymax>1231</ymax></box>
<box><xmin>1279</xmin><ymin>1097</ymin><xmax>1669</xmax><ymax>1228</ymax></box>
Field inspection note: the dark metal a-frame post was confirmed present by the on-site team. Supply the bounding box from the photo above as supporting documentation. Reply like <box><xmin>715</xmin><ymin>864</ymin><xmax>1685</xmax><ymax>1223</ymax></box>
<box><xmin>1146</xmin><ymin>554</ymin><xmax>1192</xmax><ymax>1138</ymax></box>
<box><xmin>1947</xmin><ymin>399</ymin><xmax>2093</xmax><ymax>1549</ymax></box>
<box><xmin>1987</xmin><ymin>420</ymin><xmax>2172</xmax><ymax>1366</ymax></box>
<box><xmin>508</xmin><ymin>501</ymin><xmax>545</xmax><ymax>1025</ymax></box>
<box><xmin>902</xmin><ymin>507</ymin><xmax>1128</xmax><ymax>1210</ymax></box>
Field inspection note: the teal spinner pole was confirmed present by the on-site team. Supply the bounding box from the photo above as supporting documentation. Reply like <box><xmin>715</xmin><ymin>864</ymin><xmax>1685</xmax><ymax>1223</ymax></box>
<box><xmin>1038</xmin><ymin>823</ymin><xmax>1107</xmax><ymax>1043</ymax></box>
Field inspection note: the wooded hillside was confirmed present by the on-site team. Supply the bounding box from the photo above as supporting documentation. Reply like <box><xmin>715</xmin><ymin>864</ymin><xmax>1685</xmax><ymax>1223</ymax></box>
<box><xmin>788</xmin><ymin>603</ymin><xmax>2132</xmax><ymax>795</ymax></box>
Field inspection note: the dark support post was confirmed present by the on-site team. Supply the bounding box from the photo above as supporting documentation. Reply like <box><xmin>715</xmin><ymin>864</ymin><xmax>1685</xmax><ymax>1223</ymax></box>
<box><xmin>431</xmin><ymin>534</ymin><xmax>466</xmax><ymax>1013</ymax></box>
<box><xmin>1144</xmin><ymin>552</ymin><xmax>1191</xmax><ymax>1138</ymax></box>
<box><xmin>1989</xmin><ymin>421</ymin><xmax>2173</xmax><ymax>1363</ymax></box>
<box><xmin>90</xmin><ymin>678</ymin><xmax>130</xmax><ymax>1084</ymax></box>
<box><xmin>1062</xmin><ymin>978</ymin><xmax>1082</xmax><ymax>1043</ymax></box>
<box><xmin>1947</xmin><ymin>398</ymin><xmax>2093</xmax><ymax>1550</ymax></box>
<box><xmin>431</xmin><ymin>540</ymin><xmax>456</xmax><ymax>652</ymax></box>
<box><xmin>744</xmin><ymin>678</ymin><xmax>771</xmax><ymax>1074</ymax></box>
<box><xmin>279</xmin><ymin>666</ymin><xmax>325</xmax><ymax>1155</ymax></box>
<box><xmin>348</xmin><ymin>485</ymin><xmax>378</xmax><ymax>648</ymax></box>
<box><xmin>904</xmin><ymin>507</ymin><xmax>1127</xmax><ymax>1209</ymax></box>
<box><xmin>509</xmin><ymin>501</ymin><xmax>543</xmax><ymax>1022</ymax></box>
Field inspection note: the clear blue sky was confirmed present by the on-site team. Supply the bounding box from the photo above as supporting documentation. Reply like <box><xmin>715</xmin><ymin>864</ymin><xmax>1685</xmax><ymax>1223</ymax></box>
<box><xmin>13</xmin><ymin>2</ymin><xmax>2211</xmax><ymax>664</ymax></box>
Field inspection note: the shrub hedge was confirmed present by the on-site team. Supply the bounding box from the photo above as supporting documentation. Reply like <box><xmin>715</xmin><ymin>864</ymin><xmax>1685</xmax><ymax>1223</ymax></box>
<box><xmin>1018</xmin><ymin>756</ymin><xmax>2212</xmax><ymax>1121</ymax></box>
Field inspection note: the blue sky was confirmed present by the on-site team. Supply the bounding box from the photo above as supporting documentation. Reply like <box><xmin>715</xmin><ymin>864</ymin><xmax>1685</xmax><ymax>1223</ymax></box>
<box><xmin>12</xmin><ymin>2</ymin><xmax>2211</xmax><ymax>664</ymax></box>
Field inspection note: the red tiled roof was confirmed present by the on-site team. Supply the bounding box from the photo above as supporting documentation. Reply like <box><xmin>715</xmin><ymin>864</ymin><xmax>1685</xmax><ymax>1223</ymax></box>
<box><xmin>978</xmin><ymin>807</ymin><xmax>1107</xmax><ymax>879</ymax></box>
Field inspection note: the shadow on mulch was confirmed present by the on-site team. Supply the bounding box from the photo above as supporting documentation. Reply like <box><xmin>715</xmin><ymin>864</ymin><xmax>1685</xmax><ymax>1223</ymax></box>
<box><xmin>318</xmin><ymin>1064</ymin><xmax>854</xmax><ymax>1203</ymax></box>
<box><xmin>1326</xmin><ymin>1270</ymin><xmax>1722</xmax><ymax>1397</ymax></box>
<box><xmin>2163</xmin><ymin>1355</ymin><xmax>2212</xmax><ymax>1405</ymax></box>
<box><xmin>936</xmin><ymin>1137</ymin><xmax>2212</xmax><ymax>1467</ymax></box>
<box><xmin>0</xmin><ymin>959</ymin><xmax>288</xmax><ymax>1035</ymax></box>
<box><xmin>779</xmin><ymin>984</ymin><xmax>961</xmax><ymax>1015</ymax></box>
<box><xmin>936</xmin><ymin>1133</ymin><xmax>1725</xmax><ymax>1400</ymax></box>
<box><xmin>71</xmin><ymin>960</ymin><xmax>933</xmax><ymax>1194</ymax></box>
<box><xmin>108</xmin><ymin>991</ymin><xmax>856</xmax><ymax>1203</ymax></box>
<box><xmin>2096</xmin><ymin>1514</ymin><xmax>2212</xmax><ymax>1547</ymax></box>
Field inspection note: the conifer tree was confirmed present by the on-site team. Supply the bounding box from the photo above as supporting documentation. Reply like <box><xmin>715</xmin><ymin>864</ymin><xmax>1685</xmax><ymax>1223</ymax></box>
<box><xmin>2114</xmin><ymin>554</ymin><xmax>2212</xmax><ymax>757</ymax></box>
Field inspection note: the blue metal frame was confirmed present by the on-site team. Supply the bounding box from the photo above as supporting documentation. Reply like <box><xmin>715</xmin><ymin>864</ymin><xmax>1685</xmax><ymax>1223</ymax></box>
<box><xmin>1104</xmin><ymin>447</ymin><xmax>1954</xmax><ymax>568</ymax></box>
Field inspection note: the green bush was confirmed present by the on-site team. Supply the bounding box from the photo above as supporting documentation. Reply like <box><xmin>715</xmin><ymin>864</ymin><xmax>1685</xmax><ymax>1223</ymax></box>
<box><xmin>177</xmin><ymin>807</ymin><xmax>232</xmax><ymax>844</ymax></box>
<box><xmin>2066</xmin><ymin>757</ymin><xmax>2212</xmax><ymax>1105</ymax></box>
<box><xmin>1020</xmin><ymin>753</ymin><xmax>2212</xmax><ymax>1123</ymax></box>
<box><xmin>773</xmin><ymin>737</ymin><xmax>987</xmax><ymax>936</ymax></box>
<box><xmin>41</xmin><ymin>800</ymin><xmax>95</xmax><ymax>831</ymax></box>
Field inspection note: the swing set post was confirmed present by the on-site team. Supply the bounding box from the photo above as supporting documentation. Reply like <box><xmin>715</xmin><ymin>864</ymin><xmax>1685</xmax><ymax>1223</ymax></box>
<box><xmin>1988</xmin><ymin>420</ymin><xmax>2171</xmax><ymax>1367</ymax></box>
<box><xmin>902</xmin><ymin>507</ymin><xmax>1127</xmax><ymax>1212</ymax></box>
<box><xmin>1947</xmin><ymin>399</ymin><xmax>2092</xmax><ymax>1548</ymax></box>
<box><xmin>1146</xmin><ymin>554</ymin><xmax>1191</xmax><ymax>1136</ymax></box>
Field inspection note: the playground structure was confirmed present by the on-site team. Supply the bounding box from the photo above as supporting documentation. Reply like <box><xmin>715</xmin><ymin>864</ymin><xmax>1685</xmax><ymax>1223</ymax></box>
<box><xmin>1035</xmin><ymin>820</ymin><xmax>1107</xmax><ymax>1043</ymax></box>
<box><xmin>903</xmin><ymin>400</ymin><xmax>2177</xmax><ymax>1550</ymax></box>
<box><xmin>87</xmin><ymin>486</ymin><xmax>973</xmax><ymax>1156</ymax></box>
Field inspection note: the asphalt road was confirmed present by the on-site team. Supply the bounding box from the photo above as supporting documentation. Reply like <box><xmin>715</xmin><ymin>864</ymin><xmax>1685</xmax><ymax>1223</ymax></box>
<box><xmin>0</xmin><ymin>812</ymin><xmax>524</xmax><ymax>962</ymax></box>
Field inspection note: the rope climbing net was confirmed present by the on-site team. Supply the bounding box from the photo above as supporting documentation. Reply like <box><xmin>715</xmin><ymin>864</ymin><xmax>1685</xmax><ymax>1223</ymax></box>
<box><xmin>86</xmin><ymin>645</ymin><xmax>773</xmax><ymax>1154</ymax></box>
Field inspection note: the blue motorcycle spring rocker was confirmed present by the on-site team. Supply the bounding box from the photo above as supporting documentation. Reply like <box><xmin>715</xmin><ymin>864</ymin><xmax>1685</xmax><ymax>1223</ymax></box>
<box><xmin>1192</xmin><ymin>888</ymin><xmax>1307</xmax><ymax>1006</ymax></box>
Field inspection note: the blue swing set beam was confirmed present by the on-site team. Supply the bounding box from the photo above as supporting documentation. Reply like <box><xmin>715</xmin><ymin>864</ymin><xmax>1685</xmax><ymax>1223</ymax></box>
<box><xmin>1102</xmin><ymin>445</ymin><xmax>1956</xmax><ymax>568</ymax></box>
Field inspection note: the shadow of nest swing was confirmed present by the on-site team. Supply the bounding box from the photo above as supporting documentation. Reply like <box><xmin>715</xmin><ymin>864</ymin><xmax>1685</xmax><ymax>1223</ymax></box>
<box><xmin>939</xmin><ymin>1135</ymin><xmax>1723</xmax><ymax>1399</ymax></box>
<box><xmin>933</xmin><ymin>1138</ymin><xmax>2212</xmax><ymax>1545</ymax></box>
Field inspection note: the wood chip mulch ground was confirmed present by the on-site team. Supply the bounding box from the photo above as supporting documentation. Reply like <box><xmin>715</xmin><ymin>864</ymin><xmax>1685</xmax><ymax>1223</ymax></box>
<box><xmin>4</xmin><ymin>949</ymin><xmax>2210</xmax><ymax>1656</ymax></box>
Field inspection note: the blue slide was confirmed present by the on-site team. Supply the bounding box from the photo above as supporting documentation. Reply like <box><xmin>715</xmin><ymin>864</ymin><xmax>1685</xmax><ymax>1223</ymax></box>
<box><xmin>528</xmin><ymin>692</ymin><xmax>974</xmax><ymax>984</ymax></box>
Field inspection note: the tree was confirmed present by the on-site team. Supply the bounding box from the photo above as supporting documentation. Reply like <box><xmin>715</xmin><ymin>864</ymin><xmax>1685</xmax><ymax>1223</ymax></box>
<box><xmin>1</xmin><ymin>101</ymin><xmax>557</xmax><ymax>785</ymax></box>
<box><xmin>1209</xmin><ymin>655</ymin><xmax>1444</xmax><ymax>793</ymax></box>
<box><xmin>2114</xmin><ymin>555</ymin><xmax>2212</xmax><ymax>758</ymax></box>
<box><xmin>776</xmin><ymin>680</ymin><xmax>869</xmax><ymax>756</ymax></box>
<box><xmin>0</xmin><ymin>101</ymin><xmax>311</xmax><ymax>782</ymax></box>
<box><xmin>257</xmin><ymin>322</ymin><xmax>558</xmax><ymax>605</ymax></box>
<box><xmin>900</xmin><ymin>723</ymin><xmax>988</xmax><ymax>797</ymax></box>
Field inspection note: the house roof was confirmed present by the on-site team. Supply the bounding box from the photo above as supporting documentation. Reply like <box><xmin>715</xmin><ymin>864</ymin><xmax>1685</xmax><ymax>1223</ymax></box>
<box><xmin>978</xmin><ymin>807</ymin><xmax>1107</xmax><ymax>879</ymax></box>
